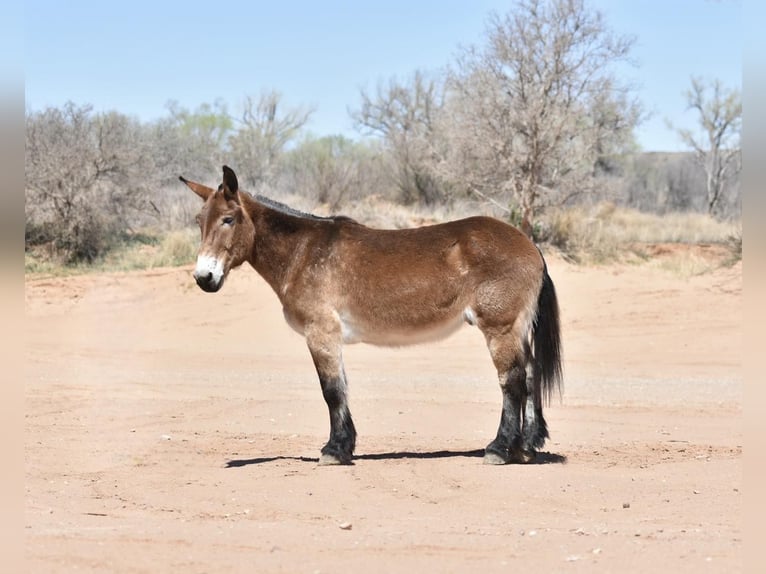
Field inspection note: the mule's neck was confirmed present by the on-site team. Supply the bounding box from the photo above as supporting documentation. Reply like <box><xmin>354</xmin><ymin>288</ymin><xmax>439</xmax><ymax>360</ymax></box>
<box><xmin>240</xmin><ymin>193</ymin><xmax>323</xmax><ymax>301</ymax></box>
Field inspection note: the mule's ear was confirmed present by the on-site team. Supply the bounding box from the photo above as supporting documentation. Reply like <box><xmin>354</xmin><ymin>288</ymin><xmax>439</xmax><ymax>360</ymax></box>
<box><xmin>179</xmin><ymin>176</ymin><xmax>214</xmax><ymax>200</ymax></box>
<box><xmin>222</xmin><ymin>165</ymin><xmax>239</xmax><ymax>201</ymax></box>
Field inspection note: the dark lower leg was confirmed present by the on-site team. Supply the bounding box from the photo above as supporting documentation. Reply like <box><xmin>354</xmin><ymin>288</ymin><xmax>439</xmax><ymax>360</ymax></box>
<box><xmin>319</xmin><ymin>374</ymin><xmax>356</xmax><ymax>464</ymax></box>
<box><xmin>485</xmin><ymin>364</ymin><xmax>525</xmax><ymax>464</ymax></box>
<box><xmin>522</xmin><ymin>397</ymin><xmax>548</xmax><ymax>452</ymax></box>
<box><xmin>306</xmin><ymin>327</ymin><xmax>356</xmax><ymax>465</ymax></box>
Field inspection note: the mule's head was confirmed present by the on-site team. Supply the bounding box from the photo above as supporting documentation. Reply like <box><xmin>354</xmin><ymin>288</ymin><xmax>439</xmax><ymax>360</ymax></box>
<box><xmin>179</xmin><ymin>165</ymin><xmax>255</xmax><ymax>293</ymax></box>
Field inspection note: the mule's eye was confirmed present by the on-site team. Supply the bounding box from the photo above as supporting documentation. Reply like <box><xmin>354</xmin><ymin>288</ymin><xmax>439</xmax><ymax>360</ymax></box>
<box><xmin>222</xmin><ymin>216</ymin><xmax>234</xmax><ymax>226</ymax></box>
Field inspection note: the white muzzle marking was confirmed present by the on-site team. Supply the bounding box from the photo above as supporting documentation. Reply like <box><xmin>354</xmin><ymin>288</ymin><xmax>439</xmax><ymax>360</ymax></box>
<box><xmin>194</xmin><ymin>254</ymin><xmax>225</xmax><ymax>285</ymax></box>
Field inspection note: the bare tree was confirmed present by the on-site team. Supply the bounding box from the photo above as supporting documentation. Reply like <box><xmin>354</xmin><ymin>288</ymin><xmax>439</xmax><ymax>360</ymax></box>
<box><xmin>25</xmin><ymin>103</ymin><xmax>156</xmax><ymax>261</ymax></box>
<box><xmin>228</xmin><ymin>90</ymin><xmax>314</xmax><ymax>191</ymax></box>
<box><xmin>282</xmin><ymin>135</ymin><xmax>365</xmax><ymax>209</ymax></box>
<box><xmin>672</xmin><ymin>77</ymin><xmax>741</xmax><ymax>216</ymax></box>
<box><xmin>351</xmin><ymin>70</ymin><xmax>446</xmax><ymax>205</ymax></box>
<box><xmin>160</xmin><ymin>99</ymin><xmax>233</xmax><ymax>182</ymax></box>
<box><xmin>620</xmin><ymin>152</ymin><xmax>706</xmax><ymax>214</ymax></box>
<box><xmin>438</xmin><ymin>0</ymin><xmax>641</xmax><ymax>236</ymax></box>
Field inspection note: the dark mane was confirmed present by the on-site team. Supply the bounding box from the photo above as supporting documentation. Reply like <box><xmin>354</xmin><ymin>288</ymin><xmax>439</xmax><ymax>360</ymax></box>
<box><xmin>250</xmin><ymin>193</ymin><xmax>356</xmax><ymax>224</ymax></box>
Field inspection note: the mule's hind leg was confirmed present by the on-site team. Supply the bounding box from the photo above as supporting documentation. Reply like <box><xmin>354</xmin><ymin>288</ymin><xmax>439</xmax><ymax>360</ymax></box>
<box><xmin>521</xmin><ymin>373</ymin><xmax>549</xmax><ymax>454</ymax></box>
<box><xmin>484</xmin><ymin>357</ymin><xmax>531</xmax><ymax>465</ymax></box>
<box><xmin>306</xmin><ymin>324</ymin><xmax>356</xmax><ymax>465</ymax></box>
<box><xmin>482</xmin><ymin>326</ymin><xmax>533</xmax><ymax>464</ymax></box>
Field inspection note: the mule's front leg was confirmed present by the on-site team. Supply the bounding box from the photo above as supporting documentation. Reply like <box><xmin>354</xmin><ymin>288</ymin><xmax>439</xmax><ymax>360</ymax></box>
<box><xmin>306</xmin><ymin>326</ymin><xmax>356</xmax><ymax>465</ymax></box>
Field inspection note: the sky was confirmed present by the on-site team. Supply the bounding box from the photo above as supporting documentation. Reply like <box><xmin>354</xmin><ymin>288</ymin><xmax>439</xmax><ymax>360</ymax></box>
<box><xmin>24</xmin><ymin>0</ymin><xmax>742</xmax><ymax>153</ymax></box>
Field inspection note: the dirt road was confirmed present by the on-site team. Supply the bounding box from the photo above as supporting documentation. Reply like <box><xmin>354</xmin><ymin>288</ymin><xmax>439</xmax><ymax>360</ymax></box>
<box><xmin>25</xmin><ymin>251</ymin><xmax>742</xmax><ymax>572</ymax></box>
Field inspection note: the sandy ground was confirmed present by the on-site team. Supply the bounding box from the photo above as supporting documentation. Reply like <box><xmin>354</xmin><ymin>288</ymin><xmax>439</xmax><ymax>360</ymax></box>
<box><xmin>25</xmin><ymin>248</ymin><xmax>742</xmax><ymax>573</ymax></box>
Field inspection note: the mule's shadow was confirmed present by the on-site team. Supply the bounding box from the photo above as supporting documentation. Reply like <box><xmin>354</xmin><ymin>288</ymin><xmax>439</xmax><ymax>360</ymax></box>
<box><xmin>225</xmin><ymin>449</ymin><xmax>566</xmax><ymax>468</ymax></box>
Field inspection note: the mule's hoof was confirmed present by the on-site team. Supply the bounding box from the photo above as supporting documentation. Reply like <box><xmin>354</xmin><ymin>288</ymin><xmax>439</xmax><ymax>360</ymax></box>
<box><xmin>483</xmin><ymin>451</ymin><xmax>509</xmax><ymax>465</ymax></box>
<box><xmin>318</xmin><ymin>453</ymin><xmax>353</xmax><ymax>466</ymax></box>
<box><xmin>318</xmin><ymin>453</ymin><xmax>343</xmax><ymax>465</ymax></box>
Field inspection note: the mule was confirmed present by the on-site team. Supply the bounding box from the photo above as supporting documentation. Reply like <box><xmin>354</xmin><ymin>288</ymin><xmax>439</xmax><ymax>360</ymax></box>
<box><xmin>180</xmin><ymin>166</ymin><xmax>562</xmax><ymax>465</ymax></box>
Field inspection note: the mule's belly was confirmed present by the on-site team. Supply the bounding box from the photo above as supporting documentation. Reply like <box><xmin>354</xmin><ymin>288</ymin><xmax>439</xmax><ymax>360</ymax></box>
<box><xmin>338</xmin><ymin>307</ymin><xmax>475</xmax><ymax>346</ymax></box>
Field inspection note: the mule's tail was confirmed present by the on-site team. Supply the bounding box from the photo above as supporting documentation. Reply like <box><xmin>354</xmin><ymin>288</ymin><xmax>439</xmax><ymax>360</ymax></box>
<box><xmin>532</xmin><ymin>259</ymin><xmax>563</xmax><ymax>409</ymax></box>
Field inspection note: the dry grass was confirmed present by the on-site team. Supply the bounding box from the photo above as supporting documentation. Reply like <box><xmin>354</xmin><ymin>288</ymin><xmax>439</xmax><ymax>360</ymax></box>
<box><xmin>104</xmin><ymin>229</ymin><xmax>199</xmax><ymax>271</ymax></box>
<box><xmin>543</xmin><ymin>203</ymin><xmax>741</xmax><ymax>268</ymax></box>
<box><xmin>25</xmin><ymin>228</ymin><xmax>199</xmax><ymax>277</ymax></box>
<box><xmin>85</xmin><ymin>228</ymin><xmax>200</xmax><ymax>273</ymax></box>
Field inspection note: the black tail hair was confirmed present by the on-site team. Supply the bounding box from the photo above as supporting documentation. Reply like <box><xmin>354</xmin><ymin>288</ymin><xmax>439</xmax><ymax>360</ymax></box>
<box><xmin>532</xmin><ymin>260</ymin><xmax>563</xmax><ymax>408</ymax></box>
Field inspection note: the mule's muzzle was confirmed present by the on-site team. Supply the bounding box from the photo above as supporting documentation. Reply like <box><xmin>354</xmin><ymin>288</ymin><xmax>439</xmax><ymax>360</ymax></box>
<box><xmin>193</xmin><ymin>271</ymin><xmax>223</xmax><ymax>293</ymax></box>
